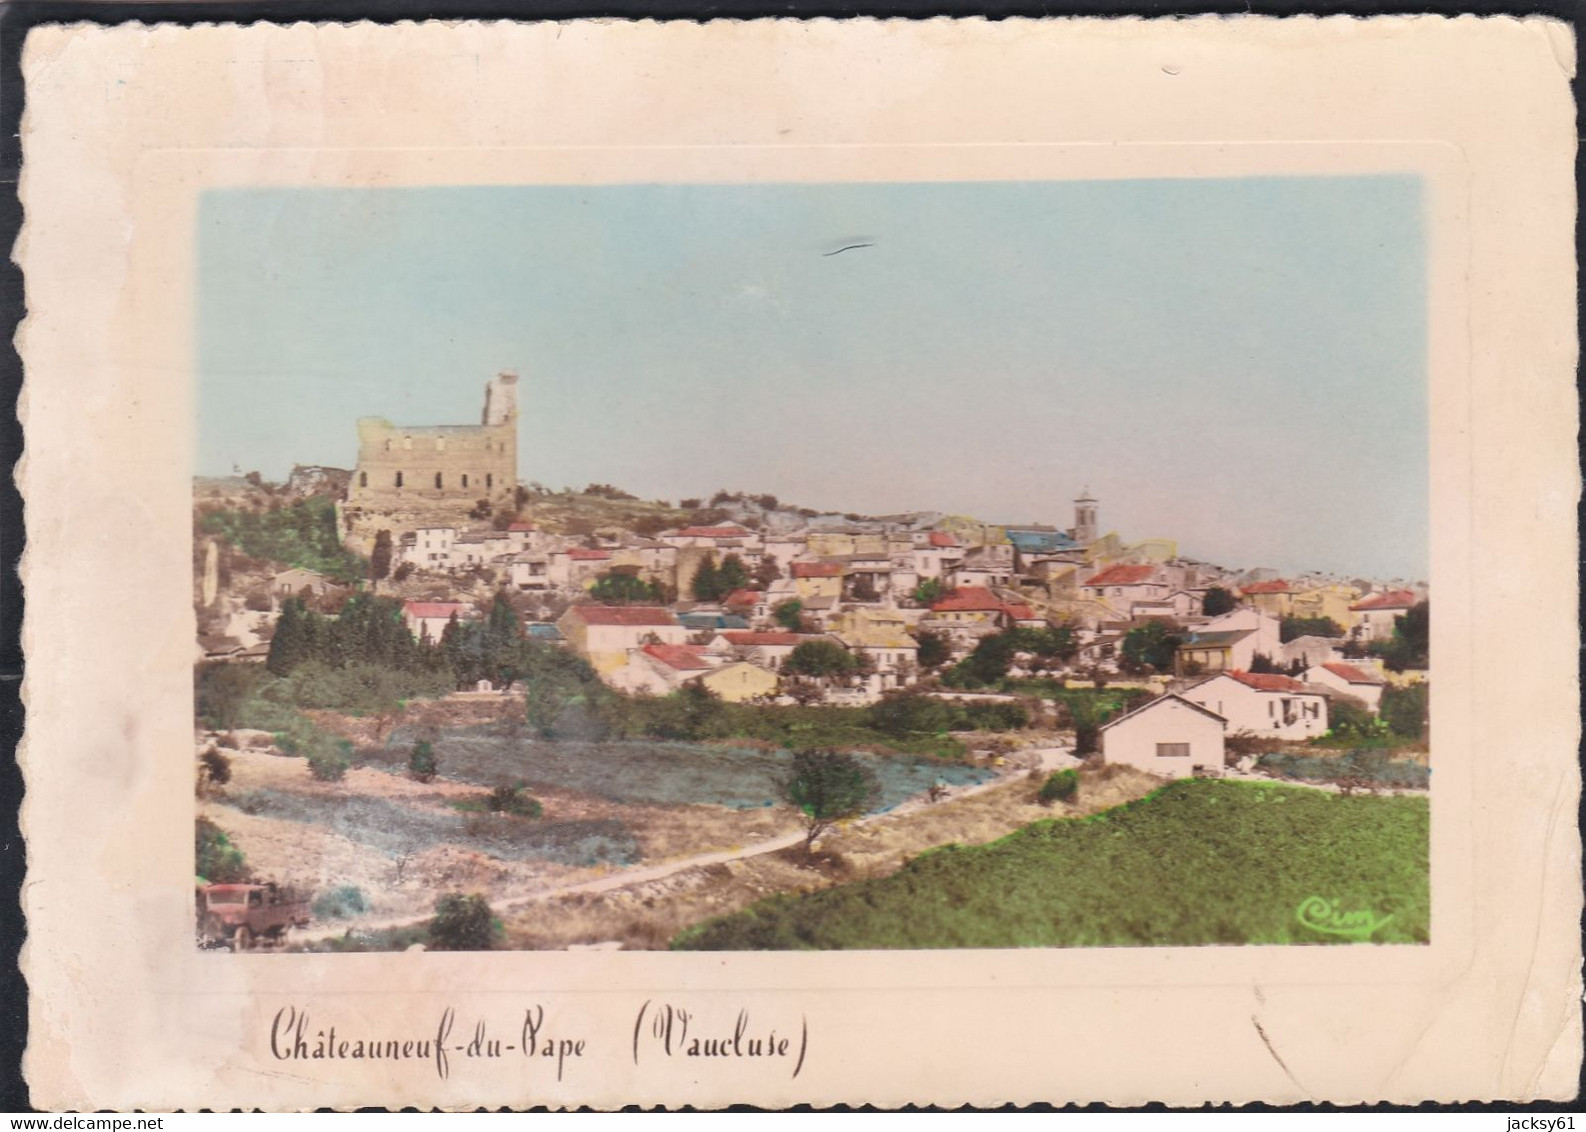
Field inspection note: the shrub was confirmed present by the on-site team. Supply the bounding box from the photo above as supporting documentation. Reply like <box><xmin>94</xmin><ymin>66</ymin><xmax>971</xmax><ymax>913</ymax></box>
<box><xmin>1038</xmin><ymin>768</ymin><xmax>1080</xmax><ymax>804</ymax></box>
<box><xmin>868</xmin><ymin>692</ymin><xmax>958</xmax><ymax>737</ymax></box>
<box><xmin>312</xmin><ymin>885</ymin><xmax>368</xmax><ymax>920</ymax></box>
<box><xmin>409</xmin><ymin>739</ymin><xmax>439</xmax><ymax>783</ymax></box>
<box><xmin>308</xmin><ymin>742</ymin><xmax>352</xmax><ymax>782</ymax></box>
<box><xmin>487</xmin><ymin>783</ymin><xmax>543</xmax><ymax>818</ymax></box>
<box><xmin>196</xmin><ymin>817</ymin><xmax>249</xmax><ymax>883</ymax></box>
<box><xmin>961</xmin><ymin>700</ymin><xmax>1030</xmax><ymax>731</ymax></box>
<box><xmin>274</xmin><ymin>716</ymin><xmax>355</xmax><ymax>781</ymax></box>
<box><xmin>198</xmin><ymin>747</ymin><xmax>232</xmax><ymax>788</ymax></box>
<box><xmin>428</xmin><ymin>893</ymin><xmax>499</xmax><ymax>951</ymax></box>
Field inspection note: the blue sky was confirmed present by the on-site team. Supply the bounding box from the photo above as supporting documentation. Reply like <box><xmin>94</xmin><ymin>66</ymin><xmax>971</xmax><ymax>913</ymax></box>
<box><xmin>197</xmin><ymin>177</ymin><xmax>1427</xmax><ymax>579</ymax></box>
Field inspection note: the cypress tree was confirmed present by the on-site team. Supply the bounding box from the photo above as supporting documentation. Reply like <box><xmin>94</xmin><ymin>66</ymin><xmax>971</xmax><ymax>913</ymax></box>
<box><xmin>717</xmin><ymin>554</ymin><xmax>750</xmax><ymax>596</ymax></box>
<box><xmin>691</xmin><ymin>554</ymin><xmax>721</xmax><ymax>602</ymax></box>
<box><xmin>267</xmin><ymin>597</ymin><xmax>310</xmax><ymax>676</ymax></box>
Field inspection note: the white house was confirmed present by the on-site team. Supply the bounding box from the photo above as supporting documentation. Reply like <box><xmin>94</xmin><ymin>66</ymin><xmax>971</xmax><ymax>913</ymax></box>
<box><xmin>402</xmin><ymin>600</ymin><xmax>476</xmax><ymax>643</ymax></box>
<box><xmin>406</xmin><ymin>527</ymin><xmax>459</xmax><ymax>569</ymax></box>
<box><xmin>708</xmin><ymin>630</ymin><xmax>804</xmax><ymax>669</ymax></box>
<box><xmin>1099</xmin><ymin>694</ymin><xmax>1227</xmax><ymax>780</ymax></box>
<box><xmin>1179</xmin><ymin>671</ymin><xmax>1329</xmax><ymax>740</ymax></box>
<box><xmin>1303</xmin><ymin>662</ymin><xmax>1387</xmax><ymax>712</ymax></box>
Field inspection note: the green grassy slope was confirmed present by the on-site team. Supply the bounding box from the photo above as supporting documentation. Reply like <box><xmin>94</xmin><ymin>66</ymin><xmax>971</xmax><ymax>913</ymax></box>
<box><xmin>672</xmin><ymin>779</ymin><xmax>1429</xmax><ymax>950</ymax></box>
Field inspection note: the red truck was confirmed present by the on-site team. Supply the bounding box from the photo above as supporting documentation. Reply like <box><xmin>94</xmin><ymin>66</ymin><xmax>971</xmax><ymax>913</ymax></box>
<box><xmin>198</xmin><ymin>882</ymin><xmax>311</xmax><ymax>951</ymax></box>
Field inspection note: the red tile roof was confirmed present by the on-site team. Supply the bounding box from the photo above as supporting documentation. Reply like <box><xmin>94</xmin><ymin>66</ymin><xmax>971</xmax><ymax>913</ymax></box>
<box><xmin>928</xmin><ymin>531</ymin><xmax>960</xmax><ymax>548</ymax></box>
<box><xmin>1240</xmin><ymin>579</ymin><xmax>1293</xmax><ymax>594</ymax></box>
<box><xmin>1350</xmin><ymin>589</ymin><xmax>1418</xmax><ymax>612</ymax></box>
<box><xmin>1228</xmin><ymin>670</ymin><xmax>1311</xmax><ymax>693</ymax></box>
<box><xmin>792</xmin><ymin>562</ymin><xmax>844</xmax><ymax>578</ymax></box>
<box><xmin>721</xmin><ymin>631</ymin><xmax>802</xmax><ymax>647</ymax></box>
<box><xmin>1003</xmin><ymin>604</ymin><xmax>1038</xmax><ymax>621</ymax></box>
<box><xmin>1321</xmin><ymin>662</ymin><xmax>1386</xmax><ymax>685</ymax></box>
<box><xmin>931</xmin><ymin>586</ymin><xmax>1005</xmax><ymax>612</ymax></box>
<box><xmin>567</xmin><ymin>605</ymin><xmax>676</xmax><ymax>627</ymax></box>
<box><xmin>566</xmin><ymin>548</ymin><xmax>611</xmax><ymax>561</ymax></box>
<box><xmin>642</xmin><ymin>643</ymin><xmax>712</xmax><ymax>670</ymax></box>
<box><xmin>403</xmin><ymin>601</ymin><xmax>472</xmax><ymax>620</ymax></box>
<box><xmin>723</xmin><ymin>589</ymin><xmax>764</xmax><ymax>607</ymax></box>
<box><xmin>507</xmin><ymin>522</ymin><xmax>537</xmax><ymax>532</ymax></box>
<box><xmin>676</xmin><ymin>526</ymin><xmax>752</xmax><ymax>538</ymax></box>
<box><xmin>1084</xmin><ymin>564</ymin><xmax>1158</xmax><ymax>588</ymax></box>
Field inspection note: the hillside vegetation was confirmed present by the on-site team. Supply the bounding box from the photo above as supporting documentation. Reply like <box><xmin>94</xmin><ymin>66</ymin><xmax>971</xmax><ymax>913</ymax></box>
<box><xmin>672</xmin><ymin>779</ymin><xmax>1429</xmax><ymax>950</ymax></box>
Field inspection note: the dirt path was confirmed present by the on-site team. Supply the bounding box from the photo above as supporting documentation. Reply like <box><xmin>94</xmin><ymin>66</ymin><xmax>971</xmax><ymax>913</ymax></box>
<box><xmin>294</xmin><ymin>764</ymin><xmax>1026</xmax><ymax>945</ymax></box>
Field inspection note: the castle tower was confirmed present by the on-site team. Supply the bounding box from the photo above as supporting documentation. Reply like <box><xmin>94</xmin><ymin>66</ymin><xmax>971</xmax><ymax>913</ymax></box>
<box><xmin>483</xmin><ymin>370</ymin><xmax>519</xmax><ymax>427</ymax></box>
<box><xmin>341</xmin><ymin>369</ymin><xmax>522</xmax><ymax>554</ymax></box>
<box><xmin>1073</xmin><ymin>488</ymin><xmax>1098</xmax><ymax>546</ymax></box>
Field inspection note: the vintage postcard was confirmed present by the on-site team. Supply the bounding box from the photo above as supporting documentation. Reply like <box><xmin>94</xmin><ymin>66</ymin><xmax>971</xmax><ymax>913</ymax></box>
<box><xmin>17</xmin><ymin>16</ymin><xmax>1581</xmax><ymax>1109</ymax></box>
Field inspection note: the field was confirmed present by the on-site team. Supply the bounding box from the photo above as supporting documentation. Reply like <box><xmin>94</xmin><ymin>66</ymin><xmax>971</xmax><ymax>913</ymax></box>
<box><xmin>672</xmin><ymin>778</ymin><xmax>1430</xmax><ymax>949</ymax></box>
<box><xmin>361</xmin><ymin>721</ymin><xmax>994</xmax><ymax>811</ymax></box>
<box><xmin>201</xmin><ymin>714</ymin><xmax>1001</xmax><ymax>935</ymax></box>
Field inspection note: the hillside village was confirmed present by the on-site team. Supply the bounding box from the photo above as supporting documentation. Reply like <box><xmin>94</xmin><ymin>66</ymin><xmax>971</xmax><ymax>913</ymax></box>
<box><xmin>196</xmin><ymin>373</ymin><xmax>1429</xmax><ymax>777</ymax></box>
<box><xmin>192</xmin><ymin>374</ymin><xmax>1431</xmax><ymax>951</ymax></box>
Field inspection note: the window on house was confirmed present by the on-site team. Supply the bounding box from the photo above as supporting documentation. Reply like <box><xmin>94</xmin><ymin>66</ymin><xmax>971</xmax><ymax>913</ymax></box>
<box><xmin>487</xmin><ymin>474</ymin><xmax>494</xmax><ymax>488</ymax></box>
<box><xmin>1268</xmin><ymin>701</ymin><xmax>1276</xmax><ymax>717</ymax></box>
<box><xmin>435</xmin><ymin>472</ymin><xmax>443</xmax><ymax>489</ymax></box>
<box><xmin>1156</xmin><ymin>743</ymin><xmax>1190</xmax><ymax>758</ymax></box>
<box><xmin>359</xmin><ymin>472</ymin><xmax>367</xmax><ymax>488</ymax></box>
<box><xmin>462</xmin><ymin>474</ymin><xmax>469</xmax><ymax>488</ymax></box>
<box><xmin>395</xmin><ymin>471</ymin><xmax>404</xmax><ymax>488</ymax></box>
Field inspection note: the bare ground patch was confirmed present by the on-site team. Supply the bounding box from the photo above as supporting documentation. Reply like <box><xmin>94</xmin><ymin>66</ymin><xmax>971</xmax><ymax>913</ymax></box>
<box><xmin>497</xmin><ymin>764</ymin><xmax>1163</xmax><ymax>950</ymax></box>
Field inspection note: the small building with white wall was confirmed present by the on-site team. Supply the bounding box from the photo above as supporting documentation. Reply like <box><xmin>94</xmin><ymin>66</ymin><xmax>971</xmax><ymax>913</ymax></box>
<box><xmin>1099</xmin><ymin>693</ymin><xmax>1226</xmax><ymax>780</ymax></box>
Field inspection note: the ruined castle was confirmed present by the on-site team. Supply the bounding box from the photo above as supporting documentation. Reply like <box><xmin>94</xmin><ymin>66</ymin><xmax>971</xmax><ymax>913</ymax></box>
<box><xmin>339</xmin><ymin>371</ymin><xmax>520</xmax><ymax>554</ymax></box>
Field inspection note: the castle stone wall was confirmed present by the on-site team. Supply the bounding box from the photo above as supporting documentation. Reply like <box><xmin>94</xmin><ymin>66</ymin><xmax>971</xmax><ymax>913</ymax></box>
<box><xmin>341</xmin><ymin>372</ymin><xmax>520</xmax><ymax>553</ymax></box>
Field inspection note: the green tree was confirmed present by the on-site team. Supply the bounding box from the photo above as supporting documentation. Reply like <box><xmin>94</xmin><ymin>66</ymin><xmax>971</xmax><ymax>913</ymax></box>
<box><xmin>717</xmin><ymin>554</ymin><xmax>751</xmax><ymax>596</ymax></box>
<box><xmin>1375</xmin><ymin>601</ymin><xmax>1430</xmax><ymax>672</ymax></box>
<box><xmin>914</xmin><ymin>629</ymin><xmax>951</xmax><ymax>670</ymax></box>
<box><xmin>773</xmin><ymin>599</ymin><xmax>804</xmax><ymax>633</ymax></box>
<box><xmin>428</xmin><ymin>893</ymin><xmax>498</xmax><ymax>951</ymax></box>
<box><xmin>589</xmin><ymin>571</ymin><xmax>662</xmax><ymax>604</ymax></box>
<box><xmin>1202</xmin><ymin>586</ymin><xmax>1237</xmax><ymax>617</ymax></box>
<box><xmin>196</xmin><ymin>661</ymin><xmax>264</xmax><ymax>732</ymax></box>
<box><xmin>781</xmin><ymin>748</ymin><xmax>882</xmax><ymax>852</ymax></box>
<box><xmin>409</xmin><ymin>739</ymin><xmax>438</xmax><ymax>783</ymax></box>
<box><xmin>691</xmin><ymin>555</ymin><xmax>721</xmax><ymax>601</ymax></box>
<box><xmin>783</xmin><ymin>639</ymin><xmax>859</xmax><ymax>680</ymax></box>
<box><xmin>196</xmin><ymin>817</ymin><xmax>249</xmax><ymax>883</ymax></box>
<box><xmin>1280</xmin><ymin>615</ymin><xmax>1345</xmax><ymax>642</ymax></box>
<box><xmin>1381</xmin><ymin>682</ymin><xmax>1429</xmax><ymax>740</ymax></box>
<box><xmin>369</xmin><ymin>529</ymin><xmax>393</xmax><ymax>584</ymax></box>
<box><xmin>266</xmin><ymin>597</ymin><xmax>313</xmax><ymax>677</ymax></box>
<box><xmin>868</xmin><ymin>690</ymin><xmax>959</xmax><ymax>736</ymax></box>
<box><xmin>944</xmin><ymin>631</ymin><xmax>1019</xmax><ymax>688</ymax></box>
<box><xmin>1119</xmin><ymin>621</ymin><xmax>1182</xmax><ymax>674</ymax></box>
<box><xmin>912</xmin><ymin>578</ymin><xmax>945</xmax><ymax>606</ymax></box>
